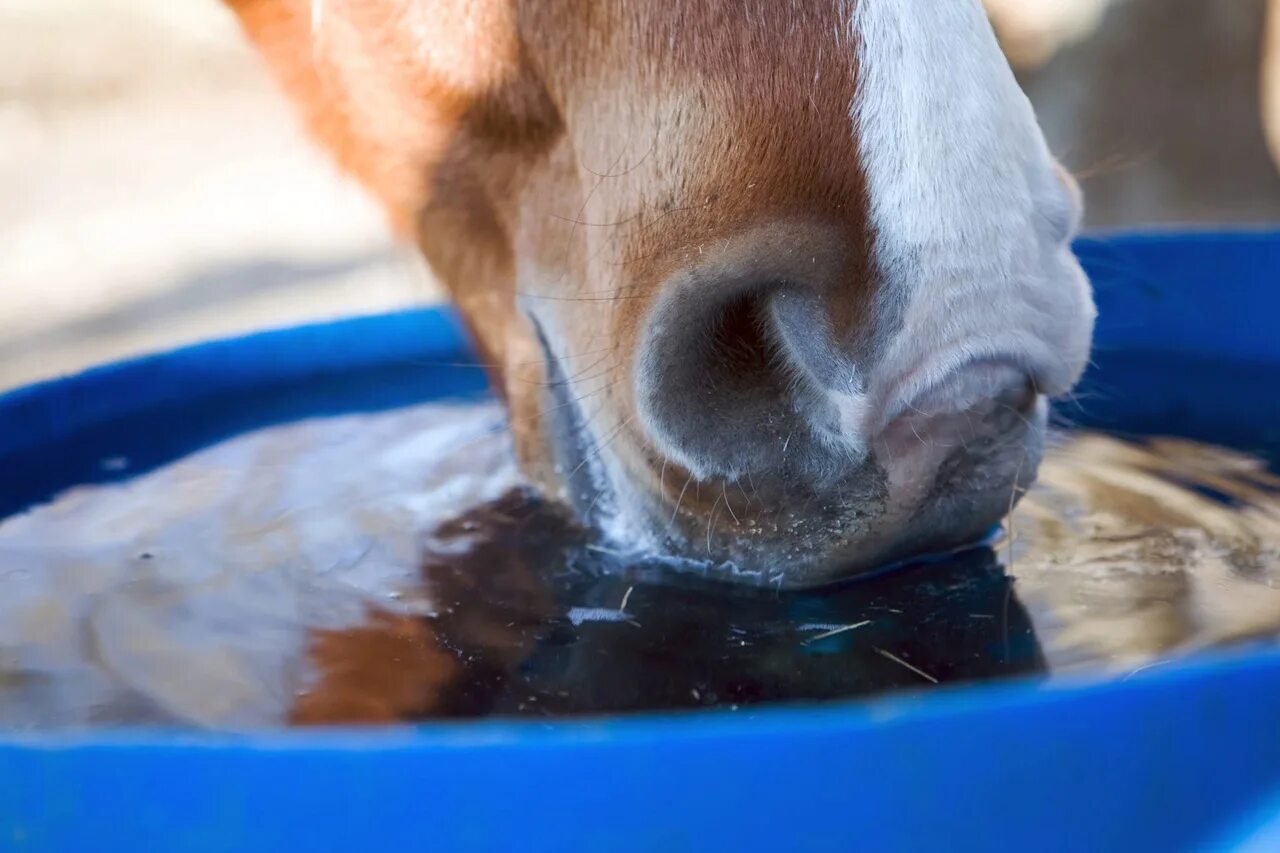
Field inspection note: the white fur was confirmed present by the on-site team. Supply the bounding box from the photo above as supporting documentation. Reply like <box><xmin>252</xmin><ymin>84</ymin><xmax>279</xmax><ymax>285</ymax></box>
<box><xmin>846</xmin><ymin>0</ymin><xmax>1096</xmax><ymax>437</ymax></box>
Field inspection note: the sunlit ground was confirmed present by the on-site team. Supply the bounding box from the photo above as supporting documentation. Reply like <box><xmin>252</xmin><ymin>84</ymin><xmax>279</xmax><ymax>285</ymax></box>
<box><xmin>0</xmin><ymin>0</ymin><xmax>438</xmax><ymax>390</ymax></box>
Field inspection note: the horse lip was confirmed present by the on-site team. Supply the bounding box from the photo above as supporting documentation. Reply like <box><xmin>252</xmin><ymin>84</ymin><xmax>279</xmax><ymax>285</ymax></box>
<box><xmin>531</xmin><ymin>319</ymin><xmax>615</xmax><ymax>524</ymax></box>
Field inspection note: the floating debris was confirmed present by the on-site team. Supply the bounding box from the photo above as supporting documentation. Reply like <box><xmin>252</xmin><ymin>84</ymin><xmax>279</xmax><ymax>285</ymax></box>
<box><xmin>802</xmin><ymin>620</ymin><xmax>872</xmax><ymax>645</ymax></box>
<box><xmin>874</xmin><ymin>647</ymin><xmax>939</xmax><ymax>684</ymax></box>
<box><xmin>567</xmin><ymin>606</ymin><xmax>633</xmax><ymax>626</ymax></box>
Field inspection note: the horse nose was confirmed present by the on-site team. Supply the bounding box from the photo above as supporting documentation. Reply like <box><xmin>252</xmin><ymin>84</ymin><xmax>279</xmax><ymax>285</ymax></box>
<box><xmin>633</xmin><ymin>222</ymin><xmax>1049</xmax><ymax>485</ymax></box>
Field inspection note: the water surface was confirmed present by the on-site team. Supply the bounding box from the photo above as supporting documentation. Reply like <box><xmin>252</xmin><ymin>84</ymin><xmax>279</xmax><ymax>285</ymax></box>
<box><xmin>1</xmin><ymin>402</ymin><xmax>1277</xmax><ymax>728</ymax></box>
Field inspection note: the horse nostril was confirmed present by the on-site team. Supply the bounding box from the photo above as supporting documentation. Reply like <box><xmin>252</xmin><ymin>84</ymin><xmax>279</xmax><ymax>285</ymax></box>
<box><xmin>633</xmin><ymin>222</ymin><xmax>874</xmax><ymax>482</ymax></box>
<box><xmin>706</xmin><ymin>292</ymin><xmax>786</xmax><ymax>402</ymax></box>
<box><xmin>636</xmin><ymin>282</ymin><xmax>818</xmax><ymax>481</ymax></box>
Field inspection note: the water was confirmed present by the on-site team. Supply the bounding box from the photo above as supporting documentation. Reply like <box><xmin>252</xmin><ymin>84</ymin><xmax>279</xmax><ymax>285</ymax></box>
<box><xmin>0</xmin><ymin>402</ymin><xmax>1278</xmax><ymax>729</ymax></box>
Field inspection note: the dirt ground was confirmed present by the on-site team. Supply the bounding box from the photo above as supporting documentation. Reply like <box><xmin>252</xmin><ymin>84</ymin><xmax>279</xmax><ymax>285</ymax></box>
<box><xmin>2</xmin><ymin>0</ymin><xmax>1278</xmax><ymax>391</ymax></box>
<box><xmin>0</xmin><ymin>0</ymin><xmax>438</xmax><ymax>391</ymax></box>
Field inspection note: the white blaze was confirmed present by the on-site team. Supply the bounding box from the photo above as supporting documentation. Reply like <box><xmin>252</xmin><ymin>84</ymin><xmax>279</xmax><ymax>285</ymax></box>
<box><xmin>847</xmin><ymin>0</ymin><xmax>1095</xmax><ymax>434</ymax></box>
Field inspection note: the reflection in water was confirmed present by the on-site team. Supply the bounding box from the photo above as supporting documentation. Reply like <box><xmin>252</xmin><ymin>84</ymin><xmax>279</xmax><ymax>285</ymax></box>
<box><xmin>294</xmin><ymin>490</ymin><xmax>1042</xmax><ymax>723</ymax></box>
<box><xmin>0</xmin><ymin>404</ymin><xmax>1278</xmax><ymax>729</ymax></box>
<box><xmin>1011</xmin><ymin>436</ymin><xmax>1280</xmax><ymax>671</ymax></box>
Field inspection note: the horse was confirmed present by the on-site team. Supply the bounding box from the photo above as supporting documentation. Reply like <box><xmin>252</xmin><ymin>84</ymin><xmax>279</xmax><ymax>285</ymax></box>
<box><xmin>225</xmin><ymin>0</ymin><xmax>1095</xmax><ymax>587</ymax></box>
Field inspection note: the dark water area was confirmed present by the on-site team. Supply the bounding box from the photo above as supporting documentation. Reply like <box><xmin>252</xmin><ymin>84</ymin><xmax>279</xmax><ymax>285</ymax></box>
<box><xmin>293</xmin><ymin>490</ymin><xmax>1042</xmax><ymax>723</ymax></box>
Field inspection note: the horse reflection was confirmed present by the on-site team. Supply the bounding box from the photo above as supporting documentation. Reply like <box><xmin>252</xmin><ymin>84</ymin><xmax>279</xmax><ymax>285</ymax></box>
<box><xmin>292</xmin><ymin>490</ymin><xmax>1045</xmax><ymax>724</ymax></box>
<box><xmin>292</xmin><ymin>433</ymin><xmax>1280</xmax><ymax>725</ymax></box>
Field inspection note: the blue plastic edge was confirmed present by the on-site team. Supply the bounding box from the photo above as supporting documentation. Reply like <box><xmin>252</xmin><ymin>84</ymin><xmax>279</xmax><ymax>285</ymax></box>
<box><xmin>4</xmin><ymin>643</ymin><xmax>1280</xmax><ymax>851</ymax></box>
<box><xmin>0</xmin><ymin>308</ymin><xmax>475</xmax><ymax>458</ymax></box>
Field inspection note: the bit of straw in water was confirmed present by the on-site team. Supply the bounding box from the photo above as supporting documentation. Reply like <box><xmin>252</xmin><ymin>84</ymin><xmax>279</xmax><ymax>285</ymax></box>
<box><xmin>585</xmin><ymin>544</ymin><xmax>625</xmax><ymax>556</ymax></box>
<box><xmin>619</xmin><ymin>585</ymin><xmax>635</xmax><ymax>613</ymax></box>
<box><xmin>874</xmin><ymin>647</ymin><xmax>939</xmax><ymax>683</ymax></box>
<box><xmin>802</xmin><ymin>620</ymin><xmax>872</xmax><ymax>644</ymax></box>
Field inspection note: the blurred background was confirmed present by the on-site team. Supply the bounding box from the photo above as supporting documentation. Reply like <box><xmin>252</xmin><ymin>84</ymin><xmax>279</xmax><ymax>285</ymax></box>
<box><xmin>2</xmin><ymin>0</ymin><xmax>1278</xmax><ymax>391</ymax></box>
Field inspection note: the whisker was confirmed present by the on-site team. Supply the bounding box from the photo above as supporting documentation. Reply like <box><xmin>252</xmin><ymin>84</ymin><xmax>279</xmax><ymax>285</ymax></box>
<box><xmin>515</xmin><ymin>290</ymin><xmax>650</xmax><ymax>303</ymax></box>
<box><xmin>583</xmin><ymin>480</ymin><xmax>612</xmax><ymax>520</ymax></box>
<box><xmin>706</xmin><ymin>489</ymin><xmax>724</xmax><ymax>553</ymax></box>
<box><xmin>568</xmin><ymin>414</ymin><xmax>636</xmax><ymax>480</ymax></box>
<box><xmin>670</xmin><ymin>472</ymin><xmax>695</xmax><ymax>528</ymax></box>
<box><xmin>547</xmin><ymin>210</ymin><xmax>647</xmax><ymax>229</ymax></box>
<box><xmin>538</xmin><ymin>379</ymin><xmax>620</xmax><ymax>419</ymax></box>
<box><xmin>580</xmin><ymin>137</ymin><xmax>656</xmax><ymax>180</ymax></box>
<box><xmin>550</xmin><ymin>360</ymin><xmax>622</xmax><ymax>391</ymax></box>
<box><xmin>1001</xmin><ymin>450</ymin><xmax>1029</xmax><ymax>661</ymax></box>
<box><xmin>545</xmin><ymin>352</ymin><xmax>617</xmax><ymax>387</ymax></box>
<box><xmin>722</xmin><ymin>482</ymin><xmax>740</xmax><ymax>525</ymax></box>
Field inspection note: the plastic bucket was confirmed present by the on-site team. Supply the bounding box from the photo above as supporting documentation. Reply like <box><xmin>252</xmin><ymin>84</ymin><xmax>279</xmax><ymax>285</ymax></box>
<box><xmin>1</xmin><ymin>231</ymin><xmax>1279</xmax><ymax>851</ymax></box>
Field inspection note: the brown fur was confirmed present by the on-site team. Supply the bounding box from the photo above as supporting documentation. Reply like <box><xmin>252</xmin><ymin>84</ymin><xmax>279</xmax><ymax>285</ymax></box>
<box><xmin>224</xmin><ymin>0</ymin><xmax>872</xmax><ymax>501</ymax></box>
